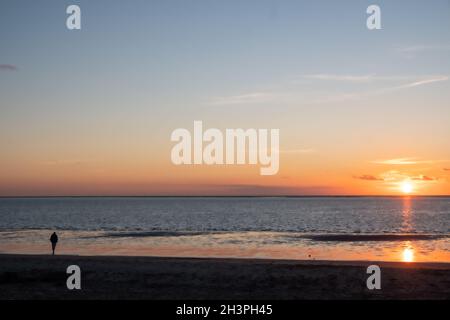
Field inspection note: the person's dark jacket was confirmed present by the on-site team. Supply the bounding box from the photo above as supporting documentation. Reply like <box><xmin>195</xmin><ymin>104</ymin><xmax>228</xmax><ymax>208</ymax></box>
<box><xmin>50</xmin><ymin>233</ymin><xmax>58</xmax><ymax>243</ymax></box>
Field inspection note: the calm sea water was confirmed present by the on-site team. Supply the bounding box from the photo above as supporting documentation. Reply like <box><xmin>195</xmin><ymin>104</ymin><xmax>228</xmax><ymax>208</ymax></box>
<box><xmin>0</xmin><ymin>197</ymin><xmax>448</xmax><ymax>234</ymax></box>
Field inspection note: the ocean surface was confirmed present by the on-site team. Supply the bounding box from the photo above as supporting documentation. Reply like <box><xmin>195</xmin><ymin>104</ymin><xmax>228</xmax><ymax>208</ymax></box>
<box><xmin>0</xmin><ymin>196</ymin><xmax>449</xmax><ymax>233</ymax></box>
<box><xmin>0</xmin><ymin>197</ymin><xmax>449</xmax><ymax>262</ymax></box>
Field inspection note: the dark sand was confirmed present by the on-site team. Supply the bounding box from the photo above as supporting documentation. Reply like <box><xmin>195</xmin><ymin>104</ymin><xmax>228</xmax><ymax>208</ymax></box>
<box><xmin>0</xmin><ymin>254</ymin><xmax>449</xmax><ymax>300</ymax></box>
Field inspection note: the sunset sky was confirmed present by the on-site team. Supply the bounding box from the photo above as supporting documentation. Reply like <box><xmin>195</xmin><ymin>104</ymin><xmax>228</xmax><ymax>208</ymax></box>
<box><xmin>1</xmin><ymin>0</ymin><xmax>450</xmax><ymax>196</ymax></box>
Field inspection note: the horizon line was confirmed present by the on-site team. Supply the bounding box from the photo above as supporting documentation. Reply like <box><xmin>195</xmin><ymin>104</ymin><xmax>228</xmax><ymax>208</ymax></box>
<box><xmin>1</xmin><ymin>195</ymin><xmax>450</xmax><ymax>198</ymax></box>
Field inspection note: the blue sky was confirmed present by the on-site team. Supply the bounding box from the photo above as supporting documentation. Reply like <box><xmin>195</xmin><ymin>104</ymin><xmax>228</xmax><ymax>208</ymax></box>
<box><xmin>1</xmin><ymin>0</ymin><xmax>449</xmax><ymax>115</ymax></box>
<box><xmin>1</xmin><ymin>0</ymin><xmax>449</xmax><ymax>195</ymax></box>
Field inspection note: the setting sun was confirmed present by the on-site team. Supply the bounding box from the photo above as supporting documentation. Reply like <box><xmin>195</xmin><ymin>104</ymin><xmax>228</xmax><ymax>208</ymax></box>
<box><xmin>401</xmin><ymin>181</ymin><xmax>413</xmax><ymax>194</ymax></box>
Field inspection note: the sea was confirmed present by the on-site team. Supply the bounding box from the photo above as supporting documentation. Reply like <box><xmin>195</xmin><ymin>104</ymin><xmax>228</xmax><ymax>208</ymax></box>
<box><xmin>0</xmin><ymin>196</ymin><xmax>449</xmax><ymax>262</ymax></box>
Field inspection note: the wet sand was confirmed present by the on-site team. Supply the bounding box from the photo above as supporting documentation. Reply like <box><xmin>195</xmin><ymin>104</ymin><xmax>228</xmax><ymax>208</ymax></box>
<box><xmin>0</xmin><ymin>254</ymin><xmax>449</xmax><ymax>300</ymax></box>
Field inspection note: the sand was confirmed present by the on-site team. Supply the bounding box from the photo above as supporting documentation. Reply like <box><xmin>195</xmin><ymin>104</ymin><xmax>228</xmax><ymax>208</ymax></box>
<box><xmin>0</xmin><ymin>254</ymin><xmax>449</xmax><ymax>300</ymax></box>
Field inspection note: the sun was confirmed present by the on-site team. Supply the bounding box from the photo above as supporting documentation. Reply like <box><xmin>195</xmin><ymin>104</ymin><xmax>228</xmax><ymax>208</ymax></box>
<box><xmin>401</xmin><ymin>181</ymin><xmax>413</xmax><ymax>194</ymax></box>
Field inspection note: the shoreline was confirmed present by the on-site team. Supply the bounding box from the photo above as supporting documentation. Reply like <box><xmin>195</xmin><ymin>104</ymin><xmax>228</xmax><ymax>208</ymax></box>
<box><xmin>1</xmin><ymin>254</ymin><xmax>449</xmax><ymax>300</ymax></box>
<box><xmin>2</xmin><ymin>253</ymin><xmax>450</xmax><ymax>268</ymax></box>
<box><xmin>2</xmin><ymin>229</ymin><xmax>449</xmax><ymax>263</ymax></box>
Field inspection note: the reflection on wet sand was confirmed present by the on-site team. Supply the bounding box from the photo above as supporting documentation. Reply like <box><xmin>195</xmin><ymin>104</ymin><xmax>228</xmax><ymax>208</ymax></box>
<box><xmin>402</xmin><ymin>245</ymin><xmax>414</xmax><ymax>262</ymax></box>
<box><xmin>0</xmin><ymin>229</ymin><xmax>448</xmax><ymax>263</ymax></box>
<box><xmin>400</xmin><ymin>198</ymin><xmax>415</xmax><ymax>262</ymax></box>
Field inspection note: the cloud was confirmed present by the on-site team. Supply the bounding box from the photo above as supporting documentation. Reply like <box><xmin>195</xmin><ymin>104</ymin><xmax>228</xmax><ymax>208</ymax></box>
<box><xmin>305</xmin><ymin>74</ymin><xmax>448</xmax><ymax>104</ymax></box>
<box><xmin>444</xmin><ymin>168</ymin><xmax>450</xmax><ymax>171</ymax></box>
<box><xmin>372</xmin><ymin>158</ymin><xmax>450</xmax><ymax>166</ymax></box>
<box><xmin>191</xmin><ymin>184</ymin><xmax>338</xmax><ymax>196</ymax></box>
<box><xmin>243</xmin><ymin>185</ymin><xmax>339</xmax><ymax>195</ymax></box>
<box><xmin>396</xmin><ymin>44</ymin><xmax>450</xmax><ymax>56</ymax></box>
<box><xmin>393</xmin><ymin>76</ymin><xmax>449</xmax><ymax>90</ymax></box>
<box><xmin>0</xmin><ymin>64</ymin><xmax>18</xmax><ymax>71</ymax></box>
<box><xmin>379</xmin><ymin>170</ymin><xmax>409</xmax><ymax>182</ymax></box>
<box><xmin>375</xmin><ymin>170</ymin><xmax>440</xmax><ymax>183</ymax></box>
<box><xmin>303</xmin><ymin>74</ymin><xmax>376</xmax><ymax>83</ymax></box>
<box><xmin>372</xmin><ymin>158</ymin><xmax>421</xmax><ymax>165</ymax></box>
<box><xmin>395</xmin><ymin>44</ymin><xmax>450</xmax><ymax>59</ymax></box>
<box><xmin>354</xmin><ymin>174</ymin><xmax>384</xmax><ymax>181</ymax></box>
<box><xmin>209</xmin><ymin>74</ymin><xmax>449</xmax><ymax>106</ymax></box>
<box><xmin>371</xmin><ymin>158</ymin><xmax>449</xmax><ymax>165</ymax></box>
<box><xmin>302</xmin><ymin>74</ymin><xmax>439</xmax><ymax>84</ymax></box>
<box><xmin>412</xmin><ymin>175</ymin><xmax>437</xmax><ymax>181</ymax></box>
<box><xmin>209</xmin><ymin>92</ymin><xmax>277</xmax><ymax>106</ymax></box>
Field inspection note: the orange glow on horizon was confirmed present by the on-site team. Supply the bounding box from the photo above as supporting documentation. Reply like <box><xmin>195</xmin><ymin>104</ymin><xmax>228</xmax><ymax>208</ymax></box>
<box><xmin>0</xmin><ymin>148</ymin><xmax>449</xmax><ymax>196</ymax></box>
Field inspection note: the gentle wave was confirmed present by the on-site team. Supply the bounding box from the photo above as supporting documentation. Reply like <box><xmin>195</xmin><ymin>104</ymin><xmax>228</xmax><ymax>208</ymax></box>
<box><xmin>288</xmin><ymin>234</ymin><xmax>449</xmax><ymax>242</ymax></box>
<box><xmin>1</xmin><ymin>197</ymin><xmax>449</xmax><ymax>234</ymax></box>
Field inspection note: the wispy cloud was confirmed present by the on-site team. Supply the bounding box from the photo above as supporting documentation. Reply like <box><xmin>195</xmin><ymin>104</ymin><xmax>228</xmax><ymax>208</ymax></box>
<box><xmin>0</xmin><ymin>64</ymin><xmax>18</xmax><ymax>71</ymax></box>
<box><xmin>302</xmin><ymin>74</ymin><xmax>430</xmax><ymax>83</ymax></box>
<box><xmin>392</xmin><ymin>76</ymin><xmax>449</xmax><ymax>90</ymax></box>
<box><xmin>208</xmin><ymin>74</ymin><xmax>448</xmax><ymax>106</ymax></box>
<box><xmin>209</xmin><ymin>92</ymin><xmax>277</xmax><ymax>106</ymax></box>
<box><xmin>372</xmin><ymin>158</ymin><xmax>449</xmax><ymax>165</ymax></box>
<box><xmin>305</xmin><ymin>74</ymin><xmax>449</xmax><ymax>92</ymax></box>
<box><xmin>354</xmin><ymin>174</ymin><xmax>384</xmax><ymax>181</ymax></box>
<box><xmin>372</xmin><ymin>158</ymin><xmax>433</xmax><ymax>165</ymax></box>
<box><xmin>396</xmin><ymin>44</ymin><xmax>450</xmax><ymax>58</ymax></box>
<box><xmin>380</xmin><ymin>170</ymin><xmax>408</xmax><ymax>182</ymax></box>
<box><xmin>412</xmin><ymin>175</ymin><xmax>437</xmax><ymax>181</ymax></box>
<box><xmin>193</xmin><ymin>183</ymin><xmax>337</xmax><ymax>196</ymax></box>
<box><xmin>378</xmin><ymin>170</ymin><xmax>439</xmax><ymax>183</ymax></box>
<box><xmin>305</xmin><ymin>74</ymin><xmax>448</xmax><ymax>104</ymax></box>
<box><xmin>303</xmin><ymin>74</ymin><xmax>376</xmax><ymax>83</ymax></box>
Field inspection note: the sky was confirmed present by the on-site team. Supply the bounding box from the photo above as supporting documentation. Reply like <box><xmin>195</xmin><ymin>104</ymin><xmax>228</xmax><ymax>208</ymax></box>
<box><xmin>1</xmin><ymin>0</ymin><xmax>450</xmax><ymax>196</ymax></box>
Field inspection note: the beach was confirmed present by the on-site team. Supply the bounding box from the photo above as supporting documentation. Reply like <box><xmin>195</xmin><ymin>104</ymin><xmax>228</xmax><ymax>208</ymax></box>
<box><xmin>1</xmin><ymin>254</ymin><xmax>449</xmax><ymax>300</ymax></box>
<box><xmin>1</xmin><ymin>197</ymin><xmax>449</xmax><ymax>300</ymax></box>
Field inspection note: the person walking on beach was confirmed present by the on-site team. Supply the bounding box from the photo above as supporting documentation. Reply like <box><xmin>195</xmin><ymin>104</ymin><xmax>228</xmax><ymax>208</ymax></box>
<box><xmin>50</xmin><ymin>232</ymin><xmax>58</xmax><ymax>255</ymax></box>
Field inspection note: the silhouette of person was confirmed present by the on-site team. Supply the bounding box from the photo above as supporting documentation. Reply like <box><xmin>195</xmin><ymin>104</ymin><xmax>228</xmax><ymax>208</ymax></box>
<box><xmin>50</xmin><ymin>232</ymin><xmax>58</xmax><ymax>255</ymax></box>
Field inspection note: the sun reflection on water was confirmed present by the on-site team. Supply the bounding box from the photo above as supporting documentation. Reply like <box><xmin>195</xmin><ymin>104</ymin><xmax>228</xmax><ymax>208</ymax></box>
<box><xmin>402</xmin><ymin>242</ymin><xmax>415</xmax><ymax>262</ymax></box>
<box><xmin>401</xmin><ymin>196</ymin><xmax>413</xmax><ymax>232</ymax></box>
